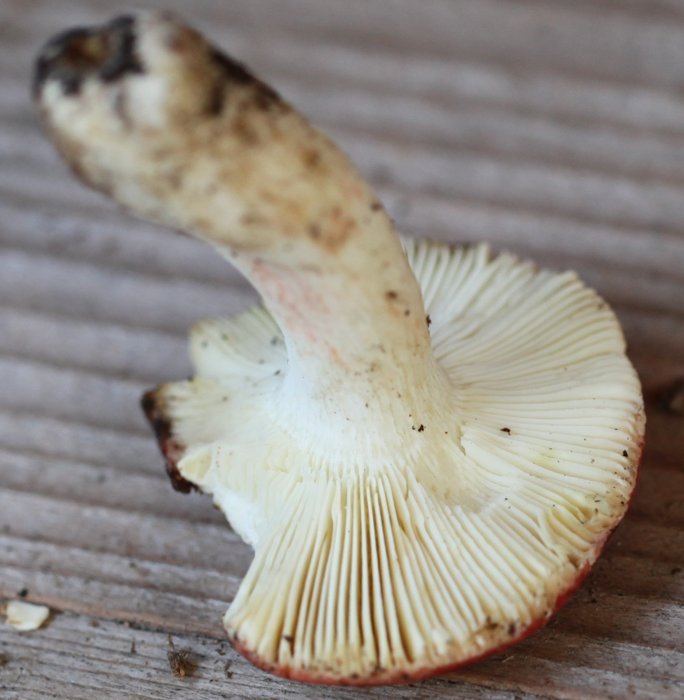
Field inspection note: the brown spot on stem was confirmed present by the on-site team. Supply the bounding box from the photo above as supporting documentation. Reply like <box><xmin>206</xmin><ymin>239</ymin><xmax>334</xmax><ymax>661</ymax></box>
<box><xmin>240</xmin><ymin>212</ymin><xmax>268</xmax><ymax>227</ymax></box>
<box><xmin>205</xmin><ymin>79</ymin><xmax>225</xmax><ymax>116</ymax></box>
<box><xmin>206</xmin><ymin>47</ymin><xmax>284</xmax><ymax>116</ymax></box>
<box><xmin>210</xmin><ymin>48</ymin><xmax>254</xmax><ymax>86</ymax></box>
<box><xmin>302</xmin><ymin>148</ymin><xmax>322</xmax><ymax>170</ymax></box>
<box><xmin>315</xmin><ymin>208</ymin><xmax>355</xmax><ymax>253</ymax></box>
<box><xmin>232</xmin><ymin>113</ymin><xmax>259</xmax><ymax>146</ymax></box>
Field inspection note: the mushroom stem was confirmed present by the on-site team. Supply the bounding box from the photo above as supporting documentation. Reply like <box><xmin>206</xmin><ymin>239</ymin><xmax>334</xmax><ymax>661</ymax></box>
<box><xmin>34</xmin><ymin>11</ymin><xmax>448</xmax><ymax>434</ymax></box>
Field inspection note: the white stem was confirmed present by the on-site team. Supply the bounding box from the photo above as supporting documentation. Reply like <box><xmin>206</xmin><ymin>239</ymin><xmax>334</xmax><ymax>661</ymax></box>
<box><xmin>225</xmin><ymin>237</ymin><xmax>446</xmax><ymax>435</ymax></box>
<box><xmin>35</xmin><ymin>11</ymin><xmax>453</xmax><ymax>442</ymax></box>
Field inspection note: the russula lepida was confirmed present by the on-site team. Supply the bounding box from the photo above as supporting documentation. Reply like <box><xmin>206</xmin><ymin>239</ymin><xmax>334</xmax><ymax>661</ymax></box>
<box><xmin>34</xmin><ymin>12</ymin><xmax>645</xmax><ymax>686</ymax></box>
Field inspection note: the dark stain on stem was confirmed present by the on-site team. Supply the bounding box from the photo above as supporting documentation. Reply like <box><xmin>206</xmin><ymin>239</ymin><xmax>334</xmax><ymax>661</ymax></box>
<box><xmin>33</xmin><ymin>15</ymin><xmax>143</xmax><ymax>98</ymax></box>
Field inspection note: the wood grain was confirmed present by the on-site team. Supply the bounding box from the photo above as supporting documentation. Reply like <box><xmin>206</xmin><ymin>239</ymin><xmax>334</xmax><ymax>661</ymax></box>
<box><xmin>1</xmin><ymin>1</ymin><xmax>683</xmax><ymax>698</ymax></box>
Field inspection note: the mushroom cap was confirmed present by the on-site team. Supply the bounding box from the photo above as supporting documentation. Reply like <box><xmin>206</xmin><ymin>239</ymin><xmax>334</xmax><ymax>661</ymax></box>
<box><xmin>147</xmin><ymin>239</ymin><xmax>644</xmax><ymax>684</ymax></box>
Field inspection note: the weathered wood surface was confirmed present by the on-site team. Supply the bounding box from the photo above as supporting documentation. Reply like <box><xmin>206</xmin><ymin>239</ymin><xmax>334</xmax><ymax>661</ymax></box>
<box><xmin>1</xmin><ymin>0</ymin><xmax>683</xmax><ymax>697</ymax></box>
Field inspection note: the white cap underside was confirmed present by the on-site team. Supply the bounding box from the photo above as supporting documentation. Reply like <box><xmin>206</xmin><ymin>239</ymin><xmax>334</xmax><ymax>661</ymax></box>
<box><xmin>164</xmin><ymin>240</ymin><xmax>643</xmax><ymax>679</ymax></box>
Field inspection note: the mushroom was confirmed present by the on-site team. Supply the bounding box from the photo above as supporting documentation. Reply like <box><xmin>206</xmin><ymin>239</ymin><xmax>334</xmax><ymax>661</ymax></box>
<box><xmin>33</xmin><ymin>12</ymin><xmax>645</xmax><ymax>685</ymax></box>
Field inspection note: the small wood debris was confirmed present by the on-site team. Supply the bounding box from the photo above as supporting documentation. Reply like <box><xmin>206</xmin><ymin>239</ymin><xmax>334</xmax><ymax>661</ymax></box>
<box><xmin>167</xmin><ymin>634</ymin><xmax>196</xmax><ymax>679</ymax></box>
<box><xmin>3</xmin><ymin>600</ymin><xmax>50</xmax><ymax>632</ymax></box>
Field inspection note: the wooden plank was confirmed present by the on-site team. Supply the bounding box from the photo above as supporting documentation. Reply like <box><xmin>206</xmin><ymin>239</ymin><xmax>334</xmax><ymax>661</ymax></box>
<box><xmin>0</xmin><ymin>613</ymin><xmax>528</xmax><ymax>700</ymax></box>
<box><xmin>1</xmin><ymin>0</ymin><xmax>683</xmax><ymax>697</ymax></box>
<box><xmin>1</xmin><ymin>612</ymin><xmax>681</xmax><ymax>698</ymax></box>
